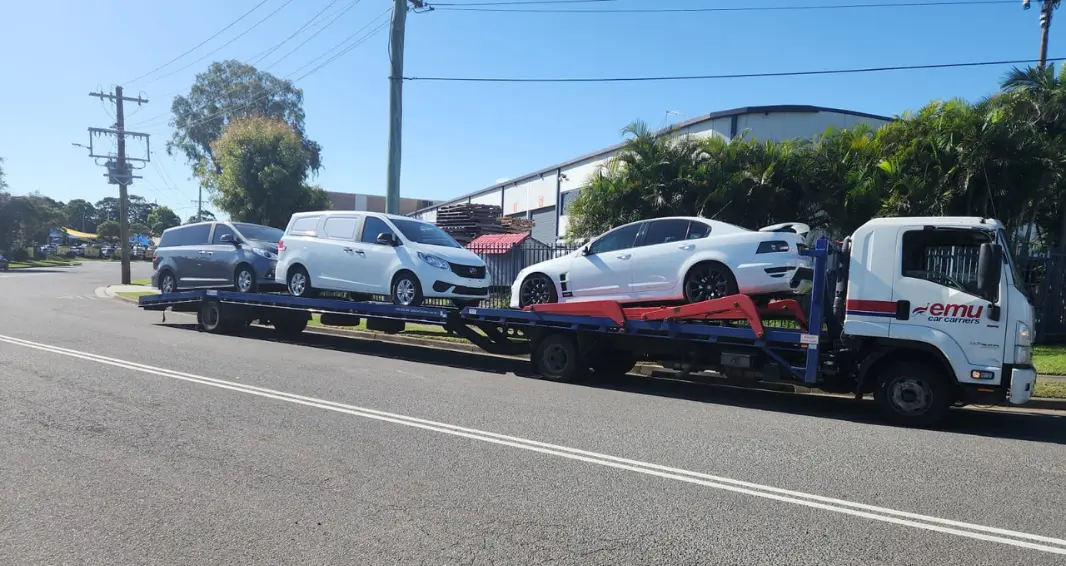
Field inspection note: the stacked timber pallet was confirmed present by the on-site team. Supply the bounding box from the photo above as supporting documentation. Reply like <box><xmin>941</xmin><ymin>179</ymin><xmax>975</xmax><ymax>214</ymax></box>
<box><xmin>435</xmin><ymin>203</ymin><xmax>506</xmax><ymax>244</ymax></box>
<box><xmin>499</xmin><ymin>216</ymin><xmax>534</xmax><ymax>234</ymax></box>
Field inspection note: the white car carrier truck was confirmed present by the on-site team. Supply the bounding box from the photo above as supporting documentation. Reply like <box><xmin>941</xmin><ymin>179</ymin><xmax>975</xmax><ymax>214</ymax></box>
<box><xmin>140</xmin><ymin>216</ymin><xmax>1037</xmax><ymax>427</ymax></box>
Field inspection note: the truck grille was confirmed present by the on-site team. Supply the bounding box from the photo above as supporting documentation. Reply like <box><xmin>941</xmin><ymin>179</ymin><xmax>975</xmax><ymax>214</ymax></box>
<box><xmin>449</xmin><ymin>262</ymin><xmax>486</xmax><ymax>279</ymax></box>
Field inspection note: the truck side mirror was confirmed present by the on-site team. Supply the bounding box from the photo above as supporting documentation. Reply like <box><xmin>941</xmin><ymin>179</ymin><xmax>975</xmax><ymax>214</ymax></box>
<box><xmin>977</xmin><ymin>242</ymin><xmax>1002</xmax><ymax>298</ymax></box>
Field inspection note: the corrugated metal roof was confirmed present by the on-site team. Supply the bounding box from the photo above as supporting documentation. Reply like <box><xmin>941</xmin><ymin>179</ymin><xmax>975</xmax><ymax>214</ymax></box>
<box><xmin>466</xmin><ymin>233</ymin><xmax>530</xmax><ymax>254</ymax></box>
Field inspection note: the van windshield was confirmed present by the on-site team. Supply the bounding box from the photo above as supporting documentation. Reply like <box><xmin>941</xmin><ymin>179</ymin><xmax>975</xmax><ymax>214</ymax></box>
<box><xmin>390</xmin><ymin>218</ymin><xmax>461</xmax><ymax>248</ymax></box>
<box><xmin>233</xmin><ymin>223</ymin><xmax>284</xmax><ymax>244</ymax></box>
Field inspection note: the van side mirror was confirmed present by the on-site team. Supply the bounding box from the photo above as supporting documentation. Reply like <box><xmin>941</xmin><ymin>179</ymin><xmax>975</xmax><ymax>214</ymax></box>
<box><xmin>219</xmin><ymin>233</ymin><xmax>238</xmax><ymax>246</ymax></box>
<box><xmin>377</xmin><ymin>232</ymin><xmax>399</xmax><ymax>246</ymax></box>
<box><xmin>581</xmin><ymin>246</ymin><xmax>591</xmax><ymax>256</ymax></box>
<box><xmin>977</xmin><ymin>242</ymin><xmax>1002</xmax><ymax>298</ymax></box>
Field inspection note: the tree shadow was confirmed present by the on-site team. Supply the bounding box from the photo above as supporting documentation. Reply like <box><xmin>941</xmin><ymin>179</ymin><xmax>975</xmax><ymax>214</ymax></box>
<box><xmin>2</xmin><ymin>268</ymin><xmax>74</xmax><ymax>274</ymax></box>
<box><xmin>157</xmin><ymin>322</ymin><xmax>1066</xmax><ymax>446</ymax></box>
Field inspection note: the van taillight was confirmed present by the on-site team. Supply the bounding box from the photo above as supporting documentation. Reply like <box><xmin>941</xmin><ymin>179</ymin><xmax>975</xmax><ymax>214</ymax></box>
<box><xmin>277</xmin><ymin>239</ymin><xmax>286</xmax><ymax>252</ymax></box>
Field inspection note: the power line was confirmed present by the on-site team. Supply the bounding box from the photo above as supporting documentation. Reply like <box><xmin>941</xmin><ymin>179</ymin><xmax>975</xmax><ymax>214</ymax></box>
<box><xmin>261</xmin><ymin>0</ymin><xmax>366</xmax><ymax>69</ymax></box>
<box><xmin>124</xmin><ymin>0</ymin><xmax>274</xmax><ymax>85</ymax></box>
<box><xmin>431</xmin><ymin>0</ymin><xmax>1015</xmax><ymax>12</ymax></box>
<box><xmin>431</xmin><ymin>0</ymin><xmax>615</xmax><ymax>5</ymax></box>
<box><xmin>250</xmin><ymin>0</ymin><xmax>351</xmax><ymax>66</ymax></box>
<box><xmin>402</xmin><ymin>57</ymin><xmax>1062</xmax><ymax>82</ymax></box>
<box><xmin>138</xmin><ymin>0</ymin><xmax>298</xmax><ymax>88</ymax></box>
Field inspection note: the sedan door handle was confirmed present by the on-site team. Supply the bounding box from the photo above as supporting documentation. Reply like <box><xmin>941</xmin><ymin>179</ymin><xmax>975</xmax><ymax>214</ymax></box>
<box><xmin>616</xmin><ymin>254</ymin><xmax>631</xmax><ymax>260</ymax></box>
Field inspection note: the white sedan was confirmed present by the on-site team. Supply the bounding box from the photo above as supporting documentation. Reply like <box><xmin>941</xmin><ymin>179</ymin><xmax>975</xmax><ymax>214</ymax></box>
<box><xmin>510</xmin><ymin>216</ymin><xmax>813</xmax><ymax>308</ymax></box>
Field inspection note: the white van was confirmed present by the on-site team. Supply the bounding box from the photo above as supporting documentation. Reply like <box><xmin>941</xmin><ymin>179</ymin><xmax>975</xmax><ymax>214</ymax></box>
<box><xmin>275</xmin><ymin>211</ymin><xmax>489</xmax><ymax>307</ymax></box>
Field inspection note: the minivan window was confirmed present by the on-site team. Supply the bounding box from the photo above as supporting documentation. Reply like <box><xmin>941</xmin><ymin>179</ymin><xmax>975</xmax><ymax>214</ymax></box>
<box><xmin>390</xmin><ymin>218</ymin><xmax>461</xmax><ymax>248</ymax></box>
<box><xmin>361</xmin><ymin>216</ymin><xmax>395</xmax><ymax>244</ymax></box>
<box><xmin>322</xmin><ymin>217</ymin><xmax>358</xmax><ymax>240</ymax></box>
<box><xmin>174</xmin><ymin>224</ymin><xmax>210</xmax><ymax>246</ymax></box>
<box><xmin>212</xmin><ymin>224</ymin><xmax>235</xmax><ymax>245</ymax></box>
<box><xmin>233</xmin><ymin>223</ymin><xmax>283</xmax><ymax>244</ymax></box>
<box><xmin>289</xmin><ymin>216</ymin><xmax>319</xmax><ymax>234</ymax></box>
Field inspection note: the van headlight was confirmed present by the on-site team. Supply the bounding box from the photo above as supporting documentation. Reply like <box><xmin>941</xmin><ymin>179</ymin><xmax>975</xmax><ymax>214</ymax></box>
<box><xmin>252</xmin><ymin>248</ymin><xmax>277</xmax><ymax>260</ymax></box>
<box><xmin>1015</xmin><ymin>321</ymin><xmax>1033</xmax><ymax>365</ymax></box>
<box><xmin>417</xmin><ymin>252</ymin><xmax>449</xmax><ymax>270</ymax></box>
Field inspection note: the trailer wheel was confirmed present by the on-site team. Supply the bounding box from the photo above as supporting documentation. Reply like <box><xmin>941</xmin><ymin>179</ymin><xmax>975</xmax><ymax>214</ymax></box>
<box><xmin>198</xmin><ymin>301</ymin><xmax>228</xmax><ymax>334</ymax></box>
<box><xmin>533</xmin><ymin>333</ymin><xmax>583</xmax><ymax>382</ymax></box>
<box><xmin>274</xmin><ymin>315</ymin><xmax>308</xmax><ymax>339</ymax></box>
<box><xmin>873</xmin><ymin>361</ymin><xmax>951</xmax><ymax>427</ymax></box>
<box><xmin>589</xmin><ymin>351</ymin><xmax>637</xmax><ymax>378</ymax></box>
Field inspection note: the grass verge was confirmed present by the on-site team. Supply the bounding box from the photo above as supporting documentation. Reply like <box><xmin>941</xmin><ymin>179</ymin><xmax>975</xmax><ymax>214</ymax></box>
<box><xmin>307</xmin><ymin>313</ymin><xmax>472</xmax><ymax>343</ymax></box>
<box><xmin>8</xmin><ymin>258</ymin><xmax>81</xmax><ymax>269</ymax></box>
<box><xmin>1035</xmin><ymin>380</ymin><xmax>1066</xmax><ymax>399</ymax></box>
<box><xmin>116</xmin><ymin>290</ymin><xmax>157</xmax><ymax>300</ymax></box>
<box><xmin>130</xmin><ymin>278</ymin><xmax>152</xmax><ymax>286</ymax></box>
<box><xmin>1034</xmin><ymin>345</ymin><xmax>1066</xmax><ymax>376</ymax></box>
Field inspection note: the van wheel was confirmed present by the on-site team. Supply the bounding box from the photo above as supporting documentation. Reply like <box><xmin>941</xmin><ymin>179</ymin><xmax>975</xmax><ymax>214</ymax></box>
<box><xmin>873</xmin><ymin>361</ymin><xmax>952</xmax><ymax>427</ymax></box>
<box><xmin>392</xmin><ymin>271</ymin><xmax>424</xmax><ymax>306</ymax></box>
<box><xmin>683</xmin><ymin>261</ymin><xmax>738</xmax><ymax>302</ymax></box>
<box><xmin>234</xmin><ymin>264</ymin><xmax>257</xmax><ymax>293</ymax></box>
<box><xmin>159</xmin><ymin>270</ymin><xmax>178</xmax><ymax>294</ymax></box>
<box><xmin>287</xmin><ymin>266</ymin><xmax>315</xmax><ymax>298</ymax></box>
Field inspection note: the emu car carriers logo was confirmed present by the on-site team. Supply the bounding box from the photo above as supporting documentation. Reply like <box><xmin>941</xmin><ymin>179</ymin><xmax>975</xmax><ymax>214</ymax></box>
<box><xmin>912</xmin><ymin>303</ymin><xmax>983</xmax><ymax>325</ymax></box>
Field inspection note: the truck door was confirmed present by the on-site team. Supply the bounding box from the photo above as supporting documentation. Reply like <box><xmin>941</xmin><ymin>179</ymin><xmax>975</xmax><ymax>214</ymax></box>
<box><xmin>890</xmin><ymin>226</ymin><xmax>1009</xmax><ymax>383</ymax></box>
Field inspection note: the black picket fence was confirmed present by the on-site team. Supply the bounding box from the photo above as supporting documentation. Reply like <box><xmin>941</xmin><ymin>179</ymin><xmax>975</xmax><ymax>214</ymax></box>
<box><xmin>1019</xmin><ymin>252</ymin><xmax>1066</xmax><ymax>344</ymax></box>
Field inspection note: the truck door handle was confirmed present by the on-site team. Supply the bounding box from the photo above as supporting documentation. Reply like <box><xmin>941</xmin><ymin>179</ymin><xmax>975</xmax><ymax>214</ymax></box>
<box><xmin>617</xmin><ymin>254</ymin><xmax>631</xmax><ymax>260</ymax></box>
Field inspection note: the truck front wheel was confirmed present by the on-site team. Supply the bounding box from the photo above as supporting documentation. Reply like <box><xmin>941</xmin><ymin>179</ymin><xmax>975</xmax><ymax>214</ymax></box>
<box><xmin>873</xmin><ymin>361</ymin><xmax>952</xmax><ymax>427</ymax></box>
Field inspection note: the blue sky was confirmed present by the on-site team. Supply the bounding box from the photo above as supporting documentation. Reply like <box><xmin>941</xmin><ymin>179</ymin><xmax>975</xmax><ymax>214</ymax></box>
<box><xmin>0</xmin><ymin>0</ymin><xmax>1062</xmax><ymax>223</ymax></box>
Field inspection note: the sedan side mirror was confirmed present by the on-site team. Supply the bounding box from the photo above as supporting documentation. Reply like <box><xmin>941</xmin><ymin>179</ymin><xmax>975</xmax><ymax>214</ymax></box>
<box><xmin>977</xmin><ymin>242</ymin><xmax>1002</xmax><ymax>298</ymax></box>
<box><xmin>377</xmin><ymin>232</ymin><xmax>399</xmax><ymax>246</ymax></box>
<box><xmin>219</xmin><ymin>233</ymin><xmax>239</xmax><ymax>246</ymax></box>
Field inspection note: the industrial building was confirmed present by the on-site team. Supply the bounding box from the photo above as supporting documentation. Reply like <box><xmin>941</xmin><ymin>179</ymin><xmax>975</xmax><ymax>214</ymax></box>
<box><xmin>326</xmin><ymin>191</ymin><xmax>442</xmax><ymax>216</ymax></box>
<box><xmin>407</xmin><ymin>105</ymin><xmax>893</xmax><ymax>244</ymax></box>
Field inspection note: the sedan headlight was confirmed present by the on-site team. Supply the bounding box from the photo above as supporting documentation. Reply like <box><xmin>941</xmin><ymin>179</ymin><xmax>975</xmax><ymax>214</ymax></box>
<box><xmin>757</xmin><ymin>241</ymin><xmax>790</xmax><ymax>254</ymax></box>
<box><xmin>252</xmin><ymin>248</ymin><xmax>277</xmax><ymax>260</ymax></box>
<box><xmin>418</xmin><ymin>252</ymin><xmax>449</xmax><ymax>270</ymax></box>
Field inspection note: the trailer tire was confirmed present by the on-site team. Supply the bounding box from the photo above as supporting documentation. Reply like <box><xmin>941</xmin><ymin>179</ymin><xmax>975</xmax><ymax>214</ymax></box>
<box><xmin>274</xmin><ymin>315</ymin><xmax>308</xmax><ymax>339</ymax></box>
<box><xmin>873</xmin><ymin>361</ymin><xmax>952</xmax><ymax>427</ymax></box>
<box><xmin>533</xmin><ymin>333</ymin><xmax>583</xmax><ymax>382</ymax></box>
<box><xmin>198</xmin><ymin>301</ymin><xmax>228</xmax><ymax>334</ymax></box>
<box><xmin>589</xmin><ymin>351</ymin><xmax>637</xmax><ymax>378</ymax></box>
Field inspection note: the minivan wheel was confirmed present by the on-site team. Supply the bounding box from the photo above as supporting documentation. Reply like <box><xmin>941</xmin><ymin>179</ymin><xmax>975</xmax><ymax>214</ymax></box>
<box><xmin>159</xmin><ymin>271</ymin><xmax>177</xmax><ymax>294</ymax></box>
<box><xmin>234</xmin><ymin>264</ymin><xmax>257</xmax><ymax>293</ymax></box>
<box><xmin>392</xmin><ymin>272</ymin><xmax>424</xmax><ymax>307</ymax></box>
<box><xmin>287</xmin><ymin>267</ymin><xmax>315</xmax><ymax>298</ymax></box>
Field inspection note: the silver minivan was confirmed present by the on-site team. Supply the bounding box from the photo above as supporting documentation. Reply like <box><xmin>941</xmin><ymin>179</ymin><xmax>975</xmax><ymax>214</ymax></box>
<box><xmin>151</xmin><ymin>221</ymin><xmax>283</xmax><ymax>294</ymax></box>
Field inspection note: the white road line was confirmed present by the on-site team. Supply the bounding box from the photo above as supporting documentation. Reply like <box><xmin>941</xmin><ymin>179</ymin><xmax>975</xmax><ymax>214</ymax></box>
<box><xmin>1</xmin><ymin>333</ymin><xmax>1064</xmax><ymax>555</ymax></box>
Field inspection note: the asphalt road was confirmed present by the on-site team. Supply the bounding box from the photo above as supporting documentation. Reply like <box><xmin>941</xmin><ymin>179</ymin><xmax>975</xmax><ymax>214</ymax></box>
<box><xmin>1</xmin><ymin>261</ymin><xmax>1065</xmax><ymax>565</ymax></box>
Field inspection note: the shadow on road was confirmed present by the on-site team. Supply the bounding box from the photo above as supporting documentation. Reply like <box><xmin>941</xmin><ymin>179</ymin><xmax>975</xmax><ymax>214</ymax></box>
<box><xmin>2</xmin><ymin>268</ymin><xmax>74</xmax><ymax>274</ymax></box>
<box><xmin>158</xmin><ymin>322</ymin><xmax>1066</xmax><ymax>446</ymax></box>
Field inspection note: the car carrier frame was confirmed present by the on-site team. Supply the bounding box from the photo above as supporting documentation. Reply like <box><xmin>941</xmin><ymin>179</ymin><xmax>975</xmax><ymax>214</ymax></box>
<box><xmin>139</xmin><ymin>238</ymin><xmax>842</xmax><ymax>389</ymax></box>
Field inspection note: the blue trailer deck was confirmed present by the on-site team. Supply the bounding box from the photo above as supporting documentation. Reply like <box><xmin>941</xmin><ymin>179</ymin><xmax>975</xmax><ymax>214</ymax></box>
<box><xmin>138</xmin><ymin>238</ymin><xmax>842</xmax><ymax>385</ymax></box>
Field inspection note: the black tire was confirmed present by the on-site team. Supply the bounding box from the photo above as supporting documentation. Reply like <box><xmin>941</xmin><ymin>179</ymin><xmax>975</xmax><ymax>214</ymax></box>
<box><xmin>274</xmin><ymin>315</ymin><xmax>308</xmax><ymax>339</ymax></box>
<box><xmin>287</xmin><ymin>266</ymin><xmax>315</xmax><ymax>298</ymax></box>
<box><xmin>683</xmin><ymin>261</ymin><xmax>739</xmax><ymax>303</ymax></box>
<box><xmin>873</xmin><ymin>361</ymin><xmax>952</xmax><ymax>427</ymax></box>
<box><xmin>533</xmin><ymin>333</ymin><xmax>583</xmax><ymax>382</ymax></box>
<box><xmin>234</xmin><ymin>263</ymin><xmax>257</xmax><ymax>293</ymax></box>
<box><xmin>392</xmin><ymin>271</ymin><xmax>424</xmax><ymax>307</ymax></box>
<box><xmin>198</xmin><ymin>301</ymin><xmax>227</xmax><ymax>334</ymax></box>
<box><xmin>158</xmin><ymin>270</ymin><xmax>178</xmax><ymax>295</ymax></box>
<box><xmin>518</xmin><ymin>273</ymin><xmax>558</xmax><ymax>308</ymax></box>
<box><xmin>589</xmin><ymin>351</ymin><xmax>637</xmax><ymax>378</ymax></box>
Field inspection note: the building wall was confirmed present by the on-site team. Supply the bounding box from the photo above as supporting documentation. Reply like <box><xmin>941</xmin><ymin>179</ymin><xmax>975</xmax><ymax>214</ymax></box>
<box><xmin>327</xmin><ymin>191</ymin><xmax>442</xmax><ymax>215</ymax></box>
<box><xmin>411</xmin><ymin>106</ymin><xmax>893</xmax><ymax>241</ymax></box>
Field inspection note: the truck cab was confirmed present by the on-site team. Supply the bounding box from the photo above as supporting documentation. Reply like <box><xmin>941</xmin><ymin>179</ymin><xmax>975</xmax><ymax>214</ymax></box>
<box><xmin>837</xmin><ymin>217</ymin><xmax>1036</xmax><ymax>423</ymax></box>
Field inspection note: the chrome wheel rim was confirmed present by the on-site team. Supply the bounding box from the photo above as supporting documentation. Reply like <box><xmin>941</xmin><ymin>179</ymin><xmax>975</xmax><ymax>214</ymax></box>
<box><xmin>889</xmin><ymin>377</ymin><xmax>932</xmax><ymax>415</ymax></box>
<box><xmin>395</xmin><ymin>278</ymin><xmax>416</xmax><ymax>305</ymax></box>
<box><xmin>161</xmin><ymin>275</ymin><xmax>175</xmax><ymax>294</ymax></box>
<box><xmin>520</xmin><ymin>276</ymin><xmax>554</xmax><ymax>306</ymax></box>
<box><xmin>290</xmin><ymin>272</ymin><xmax>307</xmax><ymax>296</ymax></box>
<box><xmin>237</xmin><ymin>270</ymin><xmax>253</xmax><ymax>292</ymax></box>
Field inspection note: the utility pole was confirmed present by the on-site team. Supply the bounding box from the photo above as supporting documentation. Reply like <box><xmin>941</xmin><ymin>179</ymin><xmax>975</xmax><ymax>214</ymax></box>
<box><xmin>1024</xmin><ymin>0</ymin><xmax>1061</xmax><ymax>68</ymax></box>
<box><xmin>87</xmin><ymin>86</ymin><xmax>149</xmax><ymax>285</ymax></box>
<box><xmin>385</xmin><ymin>0</ymin><xmax>425</xmax><ymax>215</ymax></box>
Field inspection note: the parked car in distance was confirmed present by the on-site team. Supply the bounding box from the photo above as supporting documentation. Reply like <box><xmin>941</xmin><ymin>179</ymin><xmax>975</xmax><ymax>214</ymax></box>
<box><xmin>510</xmin><ymin>216</ymin><xmax>814</xmax><ymax>308</ymax></box>
<box><xmin>276</xmin><ymin>211</ymin><xmax>489</xmax><ymax>307</ymax></box>
<box><xmin>152</xmin><ymin>221</ymin><xmax>283</xmax><ymax>294</ymax></box>
<box><xmin>0</xmin><ymin>253</ymin><xmax>8</xmax><ymax>271</ymax></box>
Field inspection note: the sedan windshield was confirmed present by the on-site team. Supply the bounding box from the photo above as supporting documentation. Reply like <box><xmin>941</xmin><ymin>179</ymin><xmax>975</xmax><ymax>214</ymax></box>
<box><xmin>233</xmin><ymin>223</ymin><xmax>284</xmax><ymax>244</ymax></box>
<box><xmin>391</xmin><ymin>218</ymin><xmax>461</xmax><ymax>248</ymax></box>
